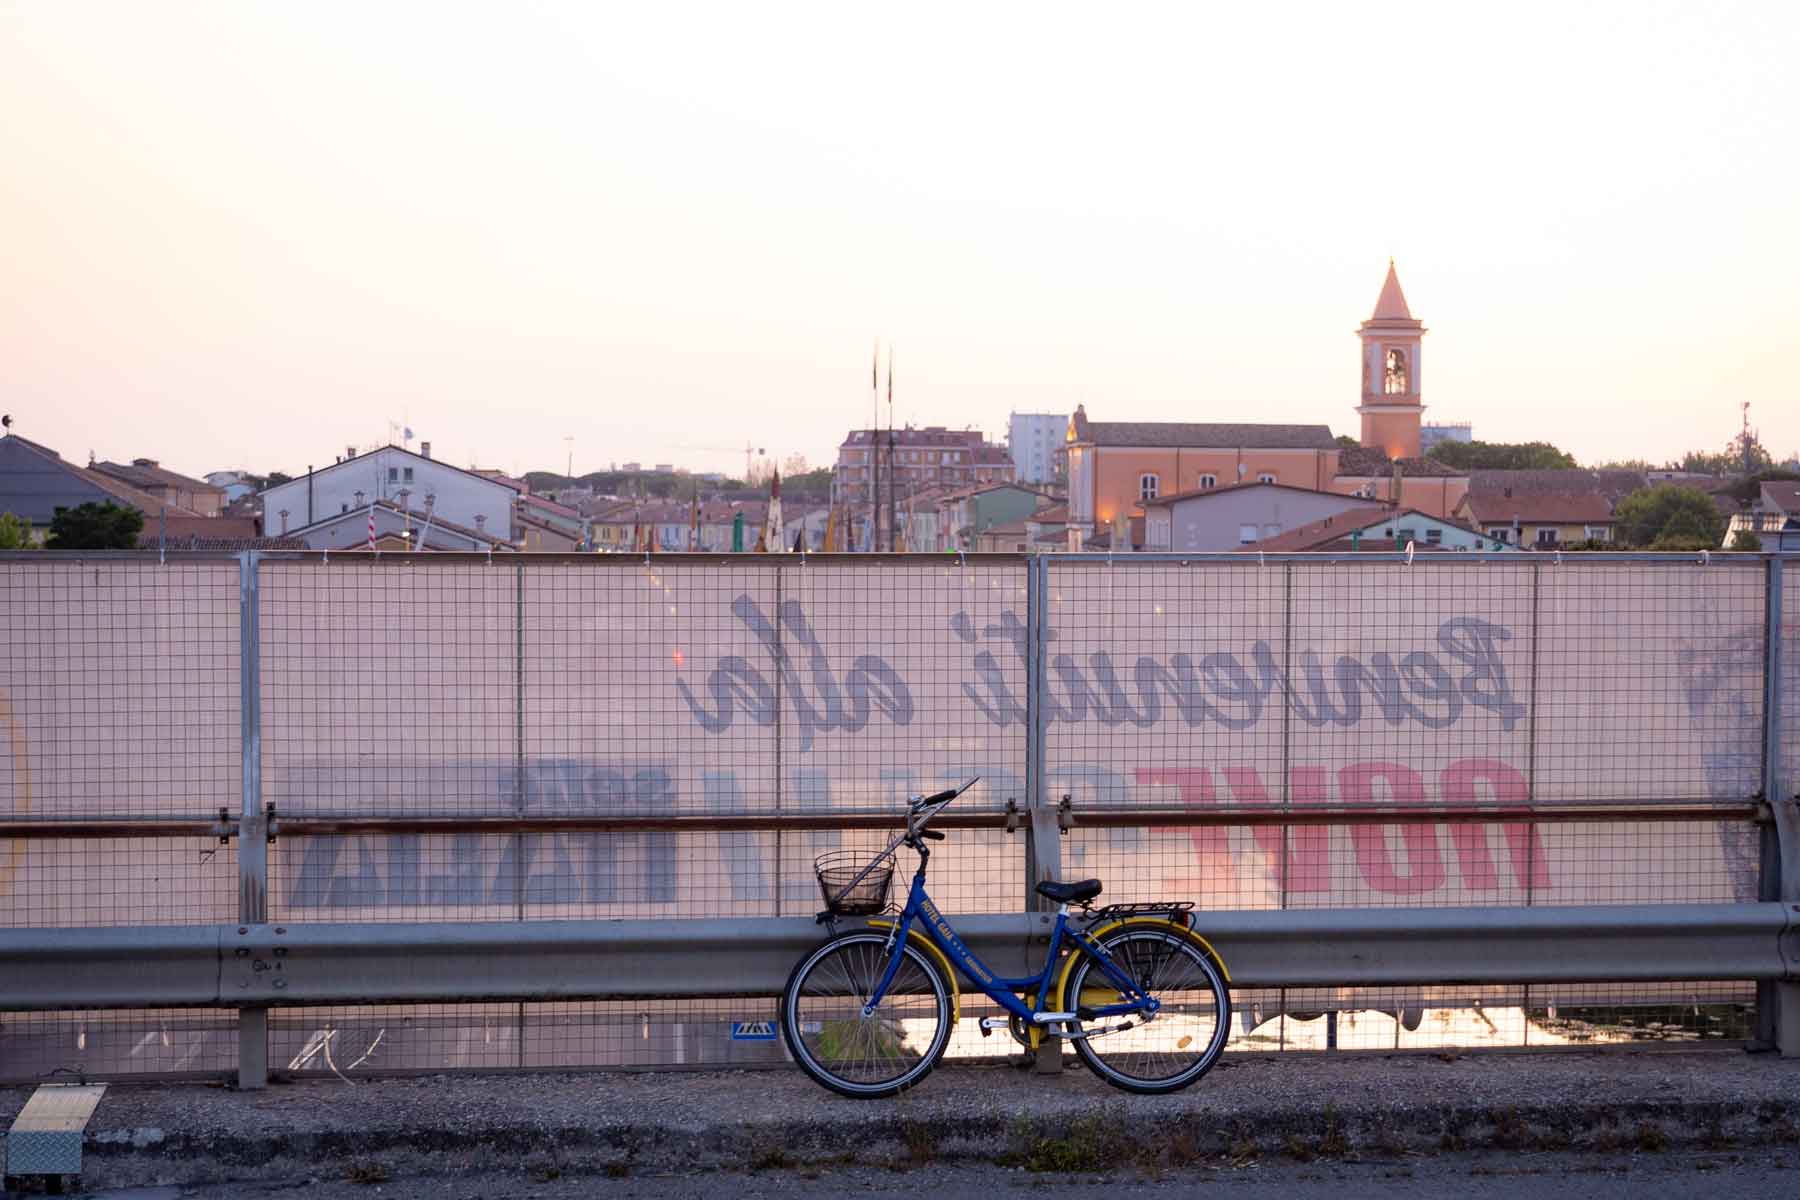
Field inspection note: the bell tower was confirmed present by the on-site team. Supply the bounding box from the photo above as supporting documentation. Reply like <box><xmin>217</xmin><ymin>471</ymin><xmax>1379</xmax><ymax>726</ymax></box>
<box><xmin>1356</xmin><ymin>260</ymin><xmax>1426</xmax><ymax>459</ymax></box>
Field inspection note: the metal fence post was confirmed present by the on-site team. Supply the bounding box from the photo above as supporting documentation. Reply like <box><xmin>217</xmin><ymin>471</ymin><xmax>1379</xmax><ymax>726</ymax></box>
<box><xmin>1758</xmin><ymin>555</ymin><xmax>1798</xmax><ymax>1054</ymax></box>
<box><xmin>237</xmin><ymin>551</ymin><xmax>268</xmax><ymax>1090</ymax></box>
<box><xmin>1023</xmin><ymin>556</ymin><xmax>1063</xmax><ymax>1073</ymax></box>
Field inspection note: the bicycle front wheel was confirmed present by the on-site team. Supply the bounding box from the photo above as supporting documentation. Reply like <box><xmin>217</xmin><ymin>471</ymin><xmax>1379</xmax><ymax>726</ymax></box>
<box><xmin>1063</xmin><ymin>925</ymin><xmax>1230</xmax><ymax>1094</ymax></box>
<box><xmin>779</xmin><ymin>932</ymin><xmax>952</xmax><ymax>1099</ymax></box>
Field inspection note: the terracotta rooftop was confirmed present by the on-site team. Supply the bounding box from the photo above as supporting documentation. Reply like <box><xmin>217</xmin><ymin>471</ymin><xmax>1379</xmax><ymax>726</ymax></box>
<box><xmin>92</xmin><ymin>458</ymin><xmax>220</xmax><ymax>493</ymax></box>
<box><xmin>1762</xmin><ymin>482</ymin><xmax>1800</xmax><ymax>514</ymax></box>
<box><xmin>1143</xmin><ymin>479</ymin><xmax>1364</xmax><ymax>508</ymax></box>
<box><xmin>1252</xmin><ymin>507</ymin><xmax>1403</xmax><ymax>551</ymax></box>
<box><xmin>1335</xmin><ymin>446</ymin><xmax>1462</xmax><ymax>478</ymax></box>
<box><xmin>1067</xmin><ymin>406</ymin><xmax>1339</xmax><ymax>451</ymax></box>
<box><xmin>1466</xmin><ymin>469</ymin><xmax>1647</xmax><ymax>502</ymax></box>
<box><xmin>1459</xmin><ymin>491</ymin><xmax>1618</xmax><ymax>524</ymax></box>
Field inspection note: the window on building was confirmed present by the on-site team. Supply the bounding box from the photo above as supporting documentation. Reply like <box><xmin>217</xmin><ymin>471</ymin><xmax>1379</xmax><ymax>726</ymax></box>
<box><xmin>1262</xmin><ymin>523</ymin><xmax>1280</xmax><ymax>539</ymax></box>
<box><xmin>1257</xmin><ymin>473</ymin><xmax>1277</xmax><ymax>484</ymax></box>
<box><xmin>1198</xmin><ymin>473</ymin><xmax>1217</xmax><ymax>489</ymax></box>
<box><xmin>1488</xmin><ymin>527</ymin><xmax>1511</xmax><ymax>544</ymax></box>
<box><xmin>1426</xmin><ymin>528</ymin><xmax>1443</xmax><ymax>544</ymax></box>
<box><xmin>1536</xmin><ymin>528</ymin><xmax>1559</xmax><ymax>546</ymax></box>
<box><xmin>1384</xmin><ymin>347</ymin><xmax>1409</xmax><ymax>395</ymax></box>
<box><xmin>403</xmin><ymin>467</ymin><xmax>414</xmax><ymax>483</ymax></box>
<box><xmin>1238</xmin><ymin>524</ymin><xmax>1258</xmax><ymax>545</ymax></box>
<box><xmin>387</xmin><ymin>467</ymin><xmax>398</xmax><ymax>482</ymax></box>
<box><xmin>1398</xmin><ymin>527</ymin><xmax>1418</xmax><ymax>544</ymax></box>
<box><xmin>1139</xmin><ymin>474</ymin><xmax>1159</xmax><ymax>501</ymax></box>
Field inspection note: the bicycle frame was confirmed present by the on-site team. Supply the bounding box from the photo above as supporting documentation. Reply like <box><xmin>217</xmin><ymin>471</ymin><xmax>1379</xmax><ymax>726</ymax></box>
<box><xmin>860</xmin><ymin>842</ymin><xmax>1159</xmax><ymax>1026</ymax></box>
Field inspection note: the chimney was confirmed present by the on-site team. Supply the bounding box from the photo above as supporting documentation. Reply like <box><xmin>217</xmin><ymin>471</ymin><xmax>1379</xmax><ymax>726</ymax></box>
<box><xmin>346</xmin><ymin>446</ymin><xmax>357</xmax><ymax>460</ymax></box>
<box><xmin>421</xmin><ymin>441</ymin><xmax>431</xmax><ymax>460</ymax></box>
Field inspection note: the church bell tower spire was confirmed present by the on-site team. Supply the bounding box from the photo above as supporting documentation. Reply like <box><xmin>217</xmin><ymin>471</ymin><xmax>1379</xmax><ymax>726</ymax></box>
<box><xmin>1356</xmin><ymin>260</ymin><xmax>1427</xmax><ymax>459</ymax></box>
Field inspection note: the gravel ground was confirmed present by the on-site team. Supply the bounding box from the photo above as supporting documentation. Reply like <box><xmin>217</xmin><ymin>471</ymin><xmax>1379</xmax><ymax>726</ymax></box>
<box><xmin>5</xmin><ymin>1050</ymin><xmax>1800</xmax><ymax>1192</ymax></box>
<box><xmin>78</xmin><ymin>1148</ymin><xmax>1800</xmax><ymax>1200</ymax></box>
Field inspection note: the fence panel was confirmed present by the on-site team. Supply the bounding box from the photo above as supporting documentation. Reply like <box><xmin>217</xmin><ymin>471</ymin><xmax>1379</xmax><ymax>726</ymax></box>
<box><xmin>1</xmin><ymin>558</ymin><xmax>240</xmax><ymax>927</ymax></box>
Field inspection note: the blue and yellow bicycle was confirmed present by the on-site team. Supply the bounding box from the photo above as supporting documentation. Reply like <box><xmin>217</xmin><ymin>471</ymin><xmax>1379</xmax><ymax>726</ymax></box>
<box><xmin>779</xmin><ymin>778</ymin><xmax>1232</xmax><ymax>1098</ymax></box>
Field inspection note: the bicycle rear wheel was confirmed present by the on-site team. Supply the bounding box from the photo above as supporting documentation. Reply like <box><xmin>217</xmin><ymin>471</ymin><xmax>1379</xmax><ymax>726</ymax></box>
<box><xmin>1063</xmin><ymin>924</ymin><xmax>1230</xmax><ymax>1094</ymax></box>
<box><xmin>779</xmin><ymin>932</ymin><xmax>952</xmax><ymax>1099</ymax></box>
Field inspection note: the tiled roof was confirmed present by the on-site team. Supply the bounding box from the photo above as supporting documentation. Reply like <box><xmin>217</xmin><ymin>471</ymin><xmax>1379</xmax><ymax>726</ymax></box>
<box><xmin>1335</xmin><ymin>446</ymin><xmax>1462</xmax><ymax>478</ymax></box>
<box><xmin>1252</xmin><ymin>507</ymin><xmax>1401</xmax><ymax>551</ymax></box>
<box><xmin>92</xmin><ymin>459</ymin><xmax>220</xmax><ymax>493</ymax></box>
<box><xmin>1071</xmin><ymin>417</ymin><xmax>1339</xmax><ymax>451</ymax></box>
<box><xmin>1761</xmin><ymin>481</ymin><xmax>1800</xmax><ymax>514</ymax></box>
<box><xmin>1466</xmin><ymin>469</ymin><xmax>1646</xmax><ymax>501</ymax></box>
<box><xmin>1144</xmin><ymin>479</ymin><xmax>1356</xmax><ymax>508</ymax></box>
<box><xmin>1459</xmin><ymin>491</ymin><xmax>1617</xmax><ymax>524</ymax></box>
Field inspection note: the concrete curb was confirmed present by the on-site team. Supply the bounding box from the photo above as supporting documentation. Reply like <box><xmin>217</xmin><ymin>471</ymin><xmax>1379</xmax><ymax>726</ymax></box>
<box><xmin>8</xmin><ymin>1051</ymin><xmax>1800</xmax><ymax>1189</ymax></box>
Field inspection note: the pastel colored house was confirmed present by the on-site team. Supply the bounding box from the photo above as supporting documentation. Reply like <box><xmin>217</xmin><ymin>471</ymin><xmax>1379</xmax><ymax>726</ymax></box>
<box><xmin>1141</xmin><ymin>482</ymin><xmax>1377</xmax><ymax>551</ymax></box>
<box><xmin>1255</xmin><ymin>507</ymin><xmax>1514</xmax><ymax>552</ymax></box>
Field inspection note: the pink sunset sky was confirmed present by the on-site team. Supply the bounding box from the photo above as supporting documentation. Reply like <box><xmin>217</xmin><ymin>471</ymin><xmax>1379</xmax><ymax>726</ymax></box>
<box><xmin>1</xmin><ymin>1</ymin><xmax>1795</xmax><ymax>480</ymax></box>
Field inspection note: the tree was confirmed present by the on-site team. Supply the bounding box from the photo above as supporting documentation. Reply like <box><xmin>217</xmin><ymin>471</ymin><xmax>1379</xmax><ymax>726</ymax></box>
<box><xmin>1730</xmin><ymin>530</ymin><xmax>1763</xmax><ymax>551</ymax></box>
<box><xmin>1611</xmin><ymin>484</ymin><xmax>1724</xmax><ymax>550</ymax></box>
<box><xmin>1335</xmin><ymin>434</ymin><xmax>1361</xmax><ymax>450</ymax></box>
<box><xmin>1681</xmin><ymin>434</ymin><xmax>1772</xmax><ymax>476</ymax></box>
<box><xmin>1425</xmin><ymin>440</ymin><xmax>1577</xmax><ymax>470</ymax></box>
<box><xmin>0</xmin><ymin>512</ymin><xmax>31</xmax><ymax>549</ymax></box>
<box><xmin>1588</xmin><ymin>458</ymin><xmax>1657</xmax><ymax>472</ymax></box>
<box><xmin>44</xmin><ymin>501</ymin><xmax>144</xmax><ymax>550</ymax></box>
<box><xmin>264</xmin><ymin>471</ymin><xmax>293</xmax><ymax>489</ymax></box>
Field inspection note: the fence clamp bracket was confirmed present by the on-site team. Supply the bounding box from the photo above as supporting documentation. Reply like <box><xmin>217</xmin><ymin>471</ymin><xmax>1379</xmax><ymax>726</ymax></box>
<box><xmin>264</xmin><ymin>802</ymin><xmax>279</xmax><ymax>843</ymax></box>
<box><xmin>1057</xmin><ymin>794</ymin><xmax>1074</xmax><ymax>832</ymax></box>
<box><xmin>214</xmin><ymin>806</ymin><xmax>233</xmax><ymax>845</ymax></box>
<box><xmin>1005</xmin><ymin>798</ymin><xmax>1021</xmax><ymax>834</ymax></box>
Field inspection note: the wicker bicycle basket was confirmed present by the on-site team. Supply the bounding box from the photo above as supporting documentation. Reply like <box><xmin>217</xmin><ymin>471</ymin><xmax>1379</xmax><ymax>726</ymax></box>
<box><xmin>814</xmin><ymin>850</ymin><xmax>897</xmax><ymax>916</ymax></box>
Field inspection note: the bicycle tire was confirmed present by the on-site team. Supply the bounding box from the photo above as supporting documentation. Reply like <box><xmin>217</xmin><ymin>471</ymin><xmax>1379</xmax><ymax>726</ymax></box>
<box><xmin>1062</xmin><ymin>924</ymin><xmax>1230</xmax><ymax>1094</ymax></box>
<box><xmin>779</xmin><ymin>932</ymin><xmax>953</xmax><ymax>1099</ymax></box>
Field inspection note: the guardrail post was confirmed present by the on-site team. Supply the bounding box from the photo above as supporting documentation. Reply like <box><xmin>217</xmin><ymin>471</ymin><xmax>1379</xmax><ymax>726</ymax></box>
<box><xmin>1024</xmin><ymin>555</ymin><xmax>1063</xmax><ymax>1073</ymax></box>
<box><xmin>237</xmin><ymin>551</ymin><xmax>268</xmax><ymax>1089</ymax></box>
<box><xmin>1758</xmin><ymin>555</ymin><xmax>1798</xmax><ymax>1055</ymax></box>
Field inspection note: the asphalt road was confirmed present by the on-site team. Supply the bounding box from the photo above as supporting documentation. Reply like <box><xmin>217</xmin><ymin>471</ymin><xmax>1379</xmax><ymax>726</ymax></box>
<box><xmin>77</xmin><ymin>1148</ymin><xmax>1800</xmax><ymax>1199</ymax></box>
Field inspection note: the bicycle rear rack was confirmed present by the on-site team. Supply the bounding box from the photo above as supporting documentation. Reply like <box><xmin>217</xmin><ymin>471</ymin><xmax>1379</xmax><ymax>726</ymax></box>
<box><xmin>1083</xmin><ymin>900</ymin><xmax>1195</xmax><ymax>928</ymax></box>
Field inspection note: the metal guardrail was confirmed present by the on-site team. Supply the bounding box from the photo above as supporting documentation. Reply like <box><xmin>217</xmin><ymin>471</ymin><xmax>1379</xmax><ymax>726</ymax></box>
<box><xmin>3</xmin><ymin>903</ymin><xmax>1794</xmax><ymax>1011</ymax></box>
<box><xmin>0</xmin><ymin>799</ymin><xmax>1763</xmax><ymax>839</ymax></box>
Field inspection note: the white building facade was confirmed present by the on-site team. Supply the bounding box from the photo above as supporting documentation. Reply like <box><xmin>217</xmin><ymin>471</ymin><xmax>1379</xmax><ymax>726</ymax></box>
<box><xmin>262</xmin><ymin>445</ymin><xmax>519</xmax><ymax>540</ymax></box>
<box><xmin>1007</xmin><ymin>412</ymin><xmax>1066</xmax><ymax>484</ymax></box>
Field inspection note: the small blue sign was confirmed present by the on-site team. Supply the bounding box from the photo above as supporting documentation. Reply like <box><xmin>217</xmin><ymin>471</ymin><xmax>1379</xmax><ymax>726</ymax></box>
<box><xmin>730</xmin><ymin>1021</ymin><xmax>777</xmax><ymax>1041</ymax></box>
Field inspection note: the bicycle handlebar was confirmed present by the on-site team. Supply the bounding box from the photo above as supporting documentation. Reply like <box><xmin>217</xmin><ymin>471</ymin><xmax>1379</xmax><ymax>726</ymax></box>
<box><xmin>905</xmin><ymin>777</ymin><xmax>979</xmax><ymax>839</ymax></box>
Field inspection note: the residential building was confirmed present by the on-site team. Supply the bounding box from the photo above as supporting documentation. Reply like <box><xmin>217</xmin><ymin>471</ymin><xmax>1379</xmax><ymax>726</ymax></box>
<box><xmin>1254</xmin><ymin>507</ymin><xmax>1514</xmax><ymax>552</ymax></box>
<box><xmin>1452</xmin><ymin>469</ymin><xmax>1647</xmax><ymax>547</ymax></box>
<box><xmin>976</xmin><ymin>502</ymin><xmax>1069</xmax><ymax>553</ymax></box>
<box><xmin>203</xmin><ymin>470</ymin><xmax>259</xmax><ymax>505</ymax></box>
<box><xmin>1141</xmin><ymin>482</ymin><xmax>1380</xmax><ymax>551</ymax></box>
<box><xmin>937</xmin><ymin>484</ymin><xmax>1057</xmax><ymax>550</ymax></box>
<box><xmin>831</xmin><ymin>426</ymin><xmax>1016</xmax><ymax>507</ymax></box>
<box><xmin>280</xmin><ymin>500</ymin><xmax>514</xmax><ymax>553</ymax></box>
<box><xmin>262</xmin><ymin>444</ymin><xmax>518</xmax><ymax>541</ymax></box>
<box><xmin>1724</xmin><ymin>480</ymin><xmax>1800</xmax><ymax>544</ymax></box>
<box><xmin>1007</xmin><ymin>412</ymin><xmax>1066</xmax><ymax>484</ymax></box>
<box><xmin>1</xmin><ymin>434</ymin><xmax>204</xmax><ymax>537</ymax></box>
<box><xmin>90</xmin><ymin>459</ymin><xmax>225</xmax><ymax>517</ymax></box>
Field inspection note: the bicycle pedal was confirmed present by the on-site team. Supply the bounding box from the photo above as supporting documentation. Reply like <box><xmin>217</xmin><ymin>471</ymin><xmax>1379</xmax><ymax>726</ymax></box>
<box><xmin>977</xmin><ymin>1017</ymin><xmax>1009</xmax><ymax>1038</ymax></box>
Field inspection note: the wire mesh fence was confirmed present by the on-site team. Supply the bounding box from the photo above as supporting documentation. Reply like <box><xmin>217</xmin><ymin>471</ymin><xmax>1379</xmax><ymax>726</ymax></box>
<box><xmin>0</xmin><ymin>550</ymin><xmax>1790</xmax><ymax>1082</ymax></box>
